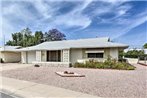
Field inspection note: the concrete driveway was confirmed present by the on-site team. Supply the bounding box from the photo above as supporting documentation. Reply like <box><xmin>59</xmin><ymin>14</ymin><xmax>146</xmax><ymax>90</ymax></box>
<box><xmin>1</xmin><ymin>63</ymin><xmax>147</xmax><ymax>98</ymax></box>
<box><xmin>0</xmin><ymin>63</ymin><xmax>32</xmax><ymax>71</ymax></box>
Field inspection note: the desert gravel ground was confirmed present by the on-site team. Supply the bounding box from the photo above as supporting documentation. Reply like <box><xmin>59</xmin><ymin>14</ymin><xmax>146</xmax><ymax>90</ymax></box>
<box><xmin>1</xmin><ymin>64</ymin><xmax>147</xmax><ymax>98</ymax></box>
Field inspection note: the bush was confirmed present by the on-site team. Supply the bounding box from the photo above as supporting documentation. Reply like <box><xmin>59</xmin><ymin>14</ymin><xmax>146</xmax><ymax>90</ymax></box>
<box><xmin>95</xmin><ymin>62</ymin><xmax>104</xmax><ymax>68</ymax></box>
<box><xmin>74</xmin><ymin>62</ymin><xmax>85</xmax><ymax>68</ymax></box>
<box><xmin>85</xmin><ymin>59</ymin><xmax>97</xmax><ymax>68</ymax></box>
<box><xmin>74</xmin><ymin>59</ymin><xmax>135</xmax><ymax>70</ymax></box>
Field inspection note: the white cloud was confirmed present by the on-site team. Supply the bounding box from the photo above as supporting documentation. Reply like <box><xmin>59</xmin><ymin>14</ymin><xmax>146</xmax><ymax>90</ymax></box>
<box><xmin>1</xmin><ymin>0</ymin><xmax>93</xmax><ymax>44</ymax></box>
<box><xmin>113</xmin><ymin>12</ymin><xmax>147</xmax><ymax>38</ymax></box>
<box><xmin>89</xmin><ymin>0</ymin><xmax>131</xmax><ymax>22</ymax></box>
<box><xmin>29</xmin><ymin>0</ymin><xmax>59</xmax><ymax>20</ymax></box>
<box><xmin>101</xmin><ymin>0</ymin><xmax>128</xmax><ymax>4</ymax></box>
<box><xmin>49</xmin><ymin>0</ymin><xmax>93</xmax><ymax>29</ymax></box>
<box><xmin>53</xmin><ymin>13</ymin><xmax>91</xmax><ymax>29</ymax></box>
<box><xmin>1</xmin><ymin>0</ymin><xmax>146</xmax><ymax>46</ymax></box>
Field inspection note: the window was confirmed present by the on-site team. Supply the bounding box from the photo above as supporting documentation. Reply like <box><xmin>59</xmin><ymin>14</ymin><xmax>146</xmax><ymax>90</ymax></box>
<box><xmin>87</xmin><ymin>53</ymin><xmax>103</xmax><ymax>58</ymax></box>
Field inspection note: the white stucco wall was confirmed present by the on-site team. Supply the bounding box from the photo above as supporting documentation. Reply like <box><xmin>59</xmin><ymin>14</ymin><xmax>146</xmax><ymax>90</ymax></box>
<box><xmin>104</xmin><ymin>48</ymin><xmax>110</xmax><ymax>59</ymax></box>
<box><xmin>70</xmin><ymin>49</ymin><xmax>83</xmax><ymax>64</ymax></box>
<box><xmin>70</xmin><ymin>48</ymin><xmax>119</xmax><ymax>64</ymax></box>
<box><xmin>27</xmin><ymin>51</ymin><xmax>36</xmax><ymax>63</ymax></box>
<box><xmin>1</xmin><ymin>52</ymin><xmax>21</xmax><ymax>63</ymax></box>
<box><xmin>109</xmin><ymin>48</ymin><xmax>118</xmax><ymax>60</ymax></box>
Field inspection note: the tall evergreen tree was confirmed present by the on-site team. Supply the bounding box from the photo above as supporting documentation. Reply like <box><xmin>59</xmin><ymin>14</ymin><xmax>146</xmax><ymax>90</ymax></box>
<box><xmin>34</xmin><ymin>31</ymin><xmax>43</xmax><ymax>45</ymax></box>
<box><xmin>20</xmin><ymin>28</ymin><xmax>33</xmax><ymax>47</ymax></box>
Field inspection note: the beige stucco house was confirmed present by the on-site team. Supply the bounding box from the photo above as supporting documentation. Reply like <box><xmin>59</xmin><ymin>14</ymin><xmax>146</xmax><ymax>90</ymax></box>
<box><xmin>19</xmin><ymin>37</ymin><xmax>128</xmax><ymax>67</ymax></box>
<box><xmin>0</xmin><ymin>46</ymin><xmax>21</xmax><ymax>63</ymax></box>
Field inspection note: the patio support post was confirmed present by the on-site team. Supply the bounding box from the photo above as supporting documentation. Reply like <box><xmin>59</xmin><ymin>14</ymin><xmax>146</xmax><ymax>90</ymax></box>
<box><xmin>61</xmin><ymin>50</ymin><xmax>63</xmax><ymax>62</ymax></box>
<box><xmin>21</xmin><ymin>51</ymin><xmax>27</xmax><ymax>63</ymax></box>
<box><xmin>36</xmin><ymin>51</ymin><xmax>42</xmax><ymax>62</ymax></box>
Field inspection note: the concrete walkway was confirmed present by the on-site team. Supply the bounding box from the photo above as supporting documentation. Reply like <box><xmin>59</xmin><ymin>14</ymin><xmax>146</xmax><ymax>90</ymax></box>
<box><xmin>0</xmin><ymin>76</ymin><xmax>100</xmax><ymax>98</ymax></box>
<box><xmin>0</xmin><ymin>63</ymin><xmax>100</xmax><ymax>98</ymax></box>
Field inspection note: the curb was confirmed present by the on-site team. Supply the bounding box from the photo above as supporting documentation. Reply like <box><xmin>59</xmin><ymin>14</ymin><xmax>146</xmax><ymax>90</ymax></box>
<box><xmin>1</xmin><ymin>89</ymin><xmax>24</xmax><ymax>98</ymax></box>
<box><xmin>1</xmin><ymin>77</ymin><xmax>100</xmax><ymax>98</ymax></box>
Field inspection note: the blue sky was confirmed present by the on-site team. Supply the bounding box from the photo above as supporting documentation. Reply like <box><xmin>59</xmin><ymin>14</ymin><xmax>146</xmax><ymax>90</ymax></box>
<box><xmin>0</xmin><ymin>0</ymin><xmax>147</xmax><ymax>48</ymax></box>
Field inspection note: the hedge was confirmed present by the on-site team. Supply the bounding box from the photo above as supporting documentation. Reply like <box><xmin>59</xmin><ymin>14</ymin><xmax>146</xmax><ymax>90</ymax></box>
<box><xmin>74</xmin><ymin>59</ymin><xmax>135</xmax><ymax>70</ymax></box>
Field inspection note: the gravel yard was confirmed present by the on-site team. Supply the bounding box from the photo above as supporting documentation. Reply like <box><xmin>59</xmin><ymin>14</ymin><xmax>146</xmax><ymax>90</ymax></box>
<box><xmin>1</xmin><ymin>64</ymin><xmax>147</xmax><ymax>98</ymax></box>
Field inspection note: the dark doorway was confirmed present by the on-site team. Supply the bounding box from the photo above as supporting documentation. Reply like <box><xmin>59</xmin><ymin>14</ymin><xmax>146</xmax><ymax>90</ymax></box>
<box><xmin>47</xmin><ymin>50</ymin><xmax>61</xmax><ymax>62</ymax></box>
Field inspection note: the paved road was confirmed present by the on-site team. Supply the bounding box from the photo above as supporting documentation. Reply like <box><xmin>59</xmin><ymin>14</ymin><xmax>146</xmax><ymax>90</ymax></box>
<box><xmin>0</xmin><ymin>93</ymin><xmax>15</xmax><ymax>98</ymax></box>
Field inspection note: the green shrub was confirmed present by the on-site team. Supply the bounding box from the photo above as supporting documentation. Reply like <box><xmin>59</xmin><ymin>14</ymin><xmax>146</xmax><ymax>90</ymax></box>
<box><xmin>74</xmin><ymin>62</ymin><xmax>85</xmax><ymax>68</ymax></box>
<box><xmin>85</xmin><ymin>59</ymin><xmax>97</xmax><ymax>68</ymax></box>
<box><xmin>74</xmin><ymin>59</ymin><xmax>135</xmax><ymax>70</ymax></box>
<box><xmin>126</xmin><ymin>65</ymin><xmax>136</xmax><ymax>70</ymax></box>
<box><xmin>95</xmin><ymin>62</ymin><xmax>104</xmax><ymax>68</ymax></box>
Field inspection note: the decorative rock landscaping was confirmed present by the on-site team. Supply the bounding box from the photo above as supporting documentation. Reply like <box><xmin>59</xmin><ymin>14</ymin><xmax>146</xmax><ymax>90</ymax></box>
<box><xmin>2</xmin><ymin>64</ymin><xmax>147</xmax><ymax>97</ymax></box>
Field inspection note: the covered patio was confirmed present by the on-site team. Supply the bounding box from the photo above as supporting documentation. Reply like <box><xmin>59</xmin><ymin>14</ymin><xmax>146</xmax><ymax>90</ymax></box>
<box><xmin>21</xmin><ymin>49</ymin><xmax>70</xmax><ymax>67</ymax></box>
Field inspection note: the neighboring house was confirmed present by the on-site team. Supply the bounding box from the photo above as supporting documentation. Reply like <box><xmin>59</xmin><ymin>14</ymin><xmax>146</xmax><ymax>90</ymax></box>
<box><xmin>18</xmin><ymin>37</ymin><xmax>128</xmax><ymax>67</ymax></box>
<box><xmin>0</xmin><ymin>46</ymin><xmax>21</xmax><ymax>63</ymax></box>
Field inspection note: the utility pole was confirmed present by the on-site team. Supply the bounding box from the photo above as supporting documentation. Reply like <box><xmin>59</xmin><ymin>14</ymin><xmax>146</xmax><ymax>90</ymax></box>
<box><xmin>22</xmin><ymin>29</ymin><xmax>25</xmax><ymax>47</ymax></box>
<box><xmin>2</xmin><ymin>29</ymin><xmax>5</xmax><ymax>50</ymax></box>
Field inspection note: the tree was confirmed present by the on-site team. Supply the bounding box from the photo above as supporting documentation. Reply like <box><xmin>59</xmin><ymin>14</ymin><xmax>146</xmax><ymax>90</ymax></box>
<box><xmin>34</xmin><ymin>31</ymin><xmax>43</xmax><ymax>45</ymax></box>
<box><xmin>20</xmin><ymin>28</ymin><xmax>33</xmax><ymax>47</ymax></box>
<box><xmin>6</xmin><ymin>28</ymin><xmax>34</xmax><ymax>47</ymax></box>
<box><xmin>6</xmin><ymin>40</ymin><xmax>15</xmax><ymax>46</ymax></box>
<box><xmin>143</xmin><ymin>43</ymin><xmax>147</xmax><ymax>49</ymax></box>
<box><xmin>6</xmin><ymin>28</ymin><xmax>66</xmax><ymax>47</ymax></box>
<box><xmin>124</xmin><ymin>50</ymin><xmax>145</xmax><ymax>58</ymax></box>
<box><xmin>6</xmin><ymin>32</ymin><xmax>23</xmax><ymax>46</ymax></box>
<box><xmin>44</xmin><ymin>29</ymin><xmax>66</xmax><ymax>41</ymax></box>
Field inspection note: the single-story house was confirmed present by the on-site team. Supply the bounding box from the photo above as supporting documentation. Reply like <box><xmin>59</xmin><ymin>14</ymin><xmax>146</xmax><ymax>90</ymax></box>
<box><xmin>18</xmin><ymin>37</ymin><xmax>128</xmax><ymax>67</ymax></box>
<box><xmin>0</xmin><ymin>46</ymin><xmax>21</xmax><ymax>63</ymax></box>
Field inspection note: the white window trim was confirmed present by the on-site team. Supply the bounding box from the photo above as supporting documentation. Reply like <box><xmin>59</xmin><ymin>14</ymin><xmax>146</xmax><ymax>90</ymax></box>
<box><xmin>85</xmin><ymin>50</ymin><xmax>104</xmax><ymax>53</ymax></box>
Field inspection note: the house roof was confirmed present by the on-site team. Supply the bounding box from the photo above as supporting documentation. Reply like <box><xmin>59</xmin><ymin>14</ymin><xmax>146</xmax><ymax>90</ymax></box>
<box><xmin>0</xmin><ymin>46</ymin><xmax>21</xmax><ymax>52</ymax></box>
<box><xmin>18</xmin><ymin>37</ymin><xmax>128</xmax><ymax>51</ymax></box>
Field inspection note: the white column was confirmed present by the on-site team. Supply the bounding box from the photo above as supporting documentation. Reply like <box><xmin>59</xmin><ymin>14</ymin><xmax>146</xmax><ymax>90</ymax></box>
<box><xmin>63</xmin><ymin>49</ymin><xmax>70</xmax><ymax>62</ymax></box>
<box><xmin>21</xmin><ymin>51</ymin><xmax>27</xmax><ymax>63</ymax></box>
<box><xmin>41</xmin><ymin>51</ymin><xmax>47</xmax><ymax>62</ymax></box>
<box><xmin>36</xmin><ymin>51</ymin><xmax>42</xmax><ymax>62</ymax></box>
<box><xmin>61</xmin><ymin>50</ymin><xmax>63</xmax><ymax>62</ymax></box>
